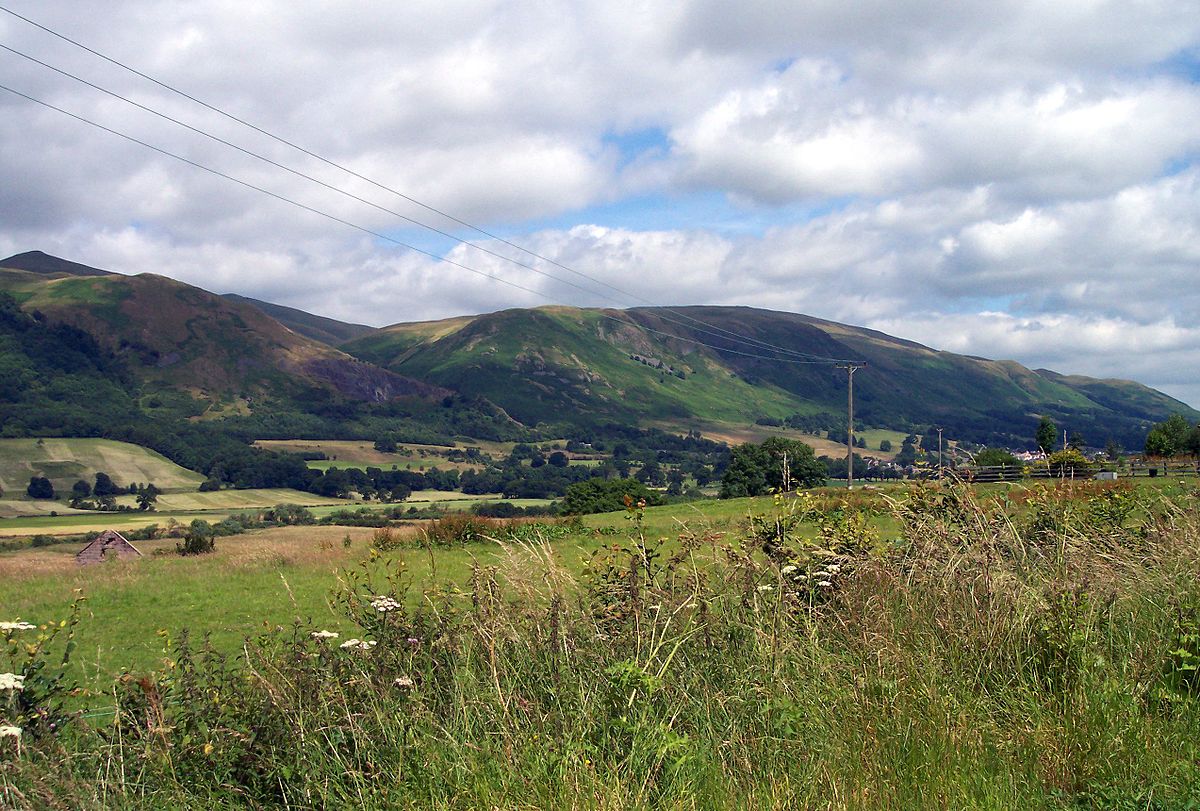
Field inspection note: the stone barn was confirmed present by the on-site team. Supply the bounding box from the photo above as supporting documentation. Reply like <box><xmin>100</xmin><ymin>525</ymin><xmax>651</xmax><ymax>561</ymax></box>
<box><xmin>76</xmin><ymin>530</ymin><xmax>142</xmax><ymax>566</ymax></box>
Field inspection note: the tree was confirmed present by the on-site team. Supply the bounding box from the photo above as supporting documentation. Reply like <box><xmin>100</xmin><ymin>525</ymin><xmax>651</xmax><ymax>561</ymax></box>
<box><xmin>1035</xmin><ymin>417</ymin><xmax>1057</xmax><ymax>454</ymax></box>
<box><xmin>1104</xmin><ymin>438</ymin><xmax>1122</xmax><ymax>461</ymax></box>
<box><xmin>548</xmin><ymin>451</ymin><xmax>569</xmax><ymax>468</ymax></box>
<box><xmin>1145</xmin><ymin>414</ymin><xmax>1195</xmax><ymax>458</ymax></box>
<box><xmin>559</xmin><ymin>478</ymin><xmax>663</xmax><ymax>515</ymax></box>
<box><xmin>136</xmin><ymin>483</ymin><xmax>160</xmax><ymax>511</ymax></box>
<box><xmin>373</xmin><ymin>435</ymin><xmax>398</xmax><ymax>453</ymax></box>
<box><xmin>974</xmin><ymin>447</ymin><xmax>1019</xmax><ymax>467</ymax></box>
<box><xmin>719</xmin><ymin>437</ymin><xmax>825</xmax><ymax>498</ymax></box>
<box><xmin>93</xmin><ymin>471</ymin><xmax>120</xmax><ymax>497</ymax></box>
<box><xmin>72</xmin><ymin>479</ymin><xmax>92</xmax><ymax>499</ymax></box>
<box><xmin>26</xmin><ymin>476</ymin><xmax>55</xmax><ymax>499</ymax></box>
<box><xmin>879</xmin><ymin>439</ymin><xmax>893</xmax><ymax>452</ymax></box>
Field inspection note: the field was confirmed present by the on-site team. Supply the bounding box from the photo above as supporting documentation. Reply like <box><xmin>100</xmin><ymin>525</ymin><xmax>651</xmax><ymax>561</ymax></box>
<box><xmin>0</xmin><ymin>438</ymin><xmax>206</xmax><ymax>504</ymax></box>
<box><xmin>4</xmin><ymin>478</ymin><xmax>1200</xmax><ymax>807</ymax></box>
<box><xmin>254</xmin><ymin>438</ymin><xmax>511</xmax><ymax>472</ymax></box>
<box><xmin>0</xmin><ymin>488</ymin><xmax>353</xmax><ymax>537</ymax></box>
<box><xmin>693</xmin><ymin>420</ymin><xmax>903</xmax><ymax>460</ymax></box>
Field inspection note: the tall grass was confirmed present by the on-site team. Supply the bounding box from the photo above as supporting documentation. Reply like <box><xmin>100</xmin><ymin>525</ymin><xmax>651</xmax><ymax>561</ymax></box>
<box><xmin>5</xmin><ymin>482</ymin><xmax>1200</xmax><ymax>809</ymax></box>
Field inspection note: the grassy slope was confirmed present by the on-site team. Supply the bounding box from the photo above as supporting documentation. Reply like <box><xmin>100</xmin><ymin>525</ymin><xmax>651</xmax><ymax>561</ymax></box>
<box><xmin>0</xmin><ymin>259</ymin><xmax>436</xmax><ymax>408</ymax></box>
<box><xmin>347</xmin><ymin>304</ymin><xmax>1199</xmax><ymax>445</ymax></box>
<box><xmin>0</xmin><ymin>437</ymin><xmax>206</xmax><ymax>498</ymax></box>
<box><xmin>348</xmin><ymin>307</ymin><xmax>804</xmax><ymax>425</ymax></box>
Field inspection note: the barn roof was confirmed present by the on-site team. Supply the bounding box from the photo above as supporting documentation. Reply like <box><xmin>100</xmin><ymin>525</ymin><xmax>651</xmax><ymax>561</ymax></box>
<box><xmin>76</xmin><ymin>529</ymin><xmax>142</xmax><ymax>565</ymax></box>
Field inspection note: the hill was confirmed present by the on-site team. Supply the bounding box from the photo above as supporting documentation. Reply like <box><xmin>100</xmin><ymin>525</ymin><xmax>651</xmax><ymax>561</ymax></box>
<box><xmin>221</xmin><ymin>293</ymin><xmax>375</xmax><ymax>346</ymax></box>
<box><xmin>0</xmin><ymin>437</ymin><xmax>206</xmax><ymax>497</ymax></box>
<box><xmin>0</xmin><ymin>252</ymin><xmax>444</xmax><ymax>406</ymax></box>
<box><xmin>344</xmin><ymin>305</ymin><xmax>1199</xmax><ymax>448</ymax></box>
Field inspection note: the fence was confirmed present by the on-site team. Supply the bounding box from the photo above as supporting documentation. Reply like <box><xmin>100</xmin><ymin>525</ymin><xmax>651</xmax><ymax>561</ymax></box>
<box><xmin>955</xmin><ymin>458</ymin><xmax>1200</xmax><ymax>483</ymax></box>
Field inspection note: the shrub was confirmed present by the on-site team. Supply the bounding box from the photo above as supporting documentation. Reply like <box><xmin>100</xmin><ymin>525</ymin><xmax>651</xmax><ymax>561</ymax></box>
<box><xmin>176</xmin><ymin>520</ymin><xmax>216</xmax><ymax>555</ymax></box>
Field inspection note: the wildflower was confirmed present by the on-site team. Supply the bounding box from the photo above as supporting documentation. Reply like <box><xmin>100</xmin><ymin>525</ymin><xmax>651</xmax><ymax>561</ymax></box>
<box><xmin>757</xmin><ymin>585</ymin><xmax>774</xmax><ymax>592</ymax></box>
<box><xmin>0</xmin><ymin>673</ymin><xmax>23</xmax><ymax>691</ymax></box>
<box><xmin>339</xmin><ymin>638</ymin><xmax>377</xmax><ymax>651</ymax></box>
<box><xmin>818</xmin><ymin>580</ymin><xmax>833</xmax><ymax>588</ymax></box>
<box><xmin>0</xmin><ymin>622</ymin><xmax>36</xmax><ymax>632</ymax></box>
<box><xmin>0</xmin><ymin>726</ymin><xmax>20</xmax><ymax>739</ymax></box>
<box><xmin>311</xmin><ymin>630</ymin><xmax>339</xmax><ymax>640</ymax></box>
<box><xmin>827</xmin><ymin>565</ymin><xmax>841</xmax><ymax>574</ymax></box>
<box><xmin>781</xmin><ymin>565</ymin><xmax>797</xmax><ymax>574</ymax></box>
<box><xmin>370</xmin><ymin>595</ymin><xmax>402</xmax><ymax>613</ymax></box>
<box><xmin>406</xmin><ymin>637</ymin><xmax>420</xmax><ymax>647</ymax></box>
<box><xmin>393</xmin><ymin>676</ymin><xmax>415</xmax><ymax>688</ymax></box>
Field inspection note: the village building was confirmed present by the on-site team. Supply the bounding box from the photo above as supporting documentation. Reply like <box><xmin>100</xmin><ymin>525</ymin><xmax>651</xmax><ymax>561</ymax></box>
<box><xmin>76</xmin><ymin>529</ymin><xmax>142</xmax><ymax>566</ymax></box>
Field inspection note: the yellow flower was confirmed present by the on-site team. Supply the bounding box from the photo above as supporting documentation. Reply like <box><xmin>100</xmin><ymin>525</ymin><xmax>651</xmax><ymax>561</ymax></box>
<box><xmin>204</xmin><ymin>742</ymin><xmax>214</xmax><ymax>756</ymax></box>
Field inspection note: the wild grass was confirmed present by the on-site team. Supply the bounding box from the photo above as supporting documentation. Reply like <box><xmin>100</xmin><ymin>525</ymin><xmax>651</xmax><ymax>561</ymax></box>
<box><xmin>3</xmin><ymin>481</ymin><xmax>1200</xmax><ymax>808</ymax></box>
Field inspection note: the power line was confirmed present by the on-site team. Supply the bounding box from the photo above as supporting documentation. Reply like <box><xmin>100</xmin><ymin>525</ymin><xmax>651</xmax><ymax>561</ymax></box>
<box><xmin>0</xmin><ymin>4</ymin><xmax>856</xmax><ymax>366</ymax></box>
<box><xmin>0</xmin><ymin>80</ymin><xmax>851</xmax><ymax>366</ymax></box>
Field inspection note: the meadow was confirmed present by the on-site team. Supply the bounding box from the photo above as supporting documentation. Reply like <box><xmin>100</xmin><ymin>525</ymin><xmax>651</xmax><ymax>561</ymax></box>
<box><xmin>3</xmin><ymin>477</ymin><xmax>1200</xmax><ymax>808</ymax></box>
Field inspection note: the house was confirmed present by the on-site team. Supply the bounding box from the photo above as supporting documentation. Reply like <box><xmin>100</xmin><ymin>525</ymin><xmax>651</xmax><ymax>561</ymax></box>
<box><xmin>76</xmin><ymin>530</ymin><xmax>142</xmax><ymax>566</ymax></box>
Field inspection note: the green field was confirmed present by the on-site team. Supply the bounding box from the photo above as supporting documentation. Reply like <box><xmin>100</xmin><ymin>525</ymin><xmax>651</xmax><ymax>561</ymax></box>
<box><xmin>5</xmin><ymin>477</ymin><xmax>1200</xmax><ymax>806</ymax></box>
<box><xmin>0</xmin><ymin>437</ymin><xmax>206</xmax><ymax>502</ymax></box>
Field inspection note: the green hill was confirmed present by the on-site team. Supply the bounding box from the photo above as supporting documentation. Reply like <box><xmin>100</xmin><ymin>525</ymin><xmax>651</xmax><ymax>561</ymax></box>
<box><xmin>344</xmin><ymin>305</ymin><xmax>1199</xmax><ymax>448</ymax></box>
<box><xmin>0</xmin><ymin>437</ymin><xmax>206</xmax><ymax>498</ymax></box>
<box><xmin>221</xmin><ymin>293</ymin><xmax>375</xmax><ymax>346</ymax></box>
<box><xmin>0</xmin><ymin>253</ymin><xmax>444</xmax><ymax>407</ymax></box>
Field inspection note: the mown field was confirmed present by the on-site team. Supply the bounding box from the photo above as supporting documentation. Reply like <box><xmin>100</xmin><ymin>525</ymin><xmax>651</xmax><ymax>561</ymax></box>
<box><xmin>4</xmin><ymin>478</ymin><xmax>1200</xmax><ymax>808</ymax></box>
<box><xmin>0</xmin><ymin>438</ymin><xmax>208</xmax><ymax>518</ymax></box>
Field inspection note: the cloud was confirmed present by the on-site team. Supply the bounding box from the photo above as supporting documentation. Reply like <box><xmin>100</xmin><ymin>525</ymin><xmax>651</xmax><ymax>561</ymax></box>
<box><xmin>0</xmin><ymin>0</ymin><xmax>1196</xmax><ymax>409</ymax></box>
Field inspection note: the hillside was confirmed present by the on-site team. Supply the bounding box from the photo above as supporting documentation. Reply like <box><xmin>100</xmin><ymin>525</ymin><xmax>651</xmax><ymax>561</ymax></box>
<box><xmin>222</xmin><ymin>293</ymin><xmax>375</xmax><ymax>346</ymax></box>
<box><xmin>0</xmin><ymin>252</ymin><xmax>444</xmax><ymax>406</ymax></box>
<box><xmin>344</xmin><ymin>305</ymin><xmax>1199</xmax><ymax>448</ymax></box>
<box><xmin>0</xmin><ymin>436</ymin><xmax>206</xmax><ymax>503</ymax></box>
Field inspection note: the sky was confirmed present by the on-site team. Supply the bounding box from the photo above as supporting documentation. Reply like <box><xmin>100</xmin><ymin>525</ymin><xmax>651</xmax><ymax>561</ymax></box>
<box><xmin>1</xmin><ymin>1</ymin><xmax>1198</xmax><ymax>407</ymax></box>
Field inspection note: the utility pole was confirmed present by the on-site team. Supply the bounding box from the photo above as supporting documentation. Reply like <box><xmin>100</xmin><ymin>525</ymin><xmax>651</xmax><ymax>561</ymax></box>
<box><xmin>936</xmin><ymin>426</ymin><xmax>944</xmax><ymax>481</ymax></box>
<box><xmin>836</xmin><ymin>362</ymin><xmax>865</xmax><ymax>489</ymax></box>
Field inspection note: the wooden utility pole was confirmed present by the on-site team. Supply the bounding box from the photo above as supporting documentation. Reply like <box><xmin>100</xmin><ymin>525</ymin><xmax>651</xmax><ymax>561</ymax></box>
<box><xmin>936</xmin><ymin>426</ymin><xmax>944</xmax><ymax>481</ymax></box>
<box><xmin>836</xmin><ymin>363</ymin><xmax>865</xmax><ymax>489</ymax></box>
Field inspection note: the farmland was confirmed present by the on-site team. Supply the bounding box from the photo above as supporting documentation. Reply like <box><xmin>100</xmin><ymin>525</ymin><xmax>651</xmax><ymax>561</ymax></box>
<box><xmin>0</xmin><ymin>438</ymin><xmax>205</xmax><ymax>506</ymax></box>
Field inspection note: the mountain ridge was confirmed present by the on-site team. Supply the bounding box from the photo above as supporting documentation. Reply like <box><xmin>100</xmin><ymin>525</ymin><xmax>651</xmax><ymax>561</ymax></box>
<box><xmin>2</xmin><ymin>250</ymin><xmax>1193</xmax><ymax>449</ymax></box>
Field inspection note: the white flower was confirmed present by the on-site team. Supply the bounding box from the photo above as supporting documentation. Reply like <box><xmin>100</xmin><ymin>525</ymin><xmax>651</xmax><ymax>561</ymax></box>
<box><xmin>311</xmin><ymin>630</ymin><xmax>339</xmax><ymax>640</ymax></box>
<box><xmin>0</xmin><ymin>673</ymin><xmax>23</xmax><ymax>691</ymax></box>
<box><xmin>370</xmin><ymin>595</ymin><xmax>402</xmax><ymax>613</ymax></box>
<box><xmin>827</xmin><ymin>565</ymin><xmax>841</xmax><ymax>574</ymax></box>
<box><xmin>781</xmin><ymin>565</ymin><xmax>797</xmax><ymax>574</ymax></box>
<box><xmin>0</xmin><ymin>622</ymin><xmax>36</xmax><ymax>632</ymax></box>
<box><xmin>0</xmin><ymin>726</ymin><xmax>20</xmax><ymax>739</ymax></box>
<box><xmin>393</xmin><ymin>676</ymin><xmax>415</xmax><ymax>688</ymax></box>
<box><xmin>339</xmin><ymin>638</ymin><xmax>377</xmax><ymax>651</ymax></box>
<box><xmin>757</xmin><ymin>585</ymin><xmax>774</xmax><ymax>592</ymax></box>
<box><xmin>818</xmin><ymin>580</ymin><xmax>833</xmax><ymax>588</ymax></box>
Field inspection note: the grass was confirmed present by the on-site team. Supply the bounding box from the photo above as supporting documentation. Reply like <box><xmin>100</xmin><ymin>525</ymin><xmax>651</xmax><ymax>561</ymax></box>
<box><xmin>4</xmin><ymin>478</ymin><xmax>1200</xmax><ymax>807</ymax></box>
<box><xmin>0</xmin><ymin>438</ymin><xmax>206</xmax><ymax>503</ymax></box>
<box><xmin>0</xmin><ymin>489</ymin><xmax>352</xmax><ymax>537</ymax></box>
<box><xmin>254</xmin><ymin>438</ymin><xmax>503</xmax><ymax>472</ymax></box>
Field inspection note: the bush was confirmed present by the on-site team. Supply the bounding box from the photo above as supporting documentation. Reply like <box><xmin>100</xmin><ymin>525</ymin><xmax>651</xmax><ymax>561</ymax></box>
<box><xmin>176</xmin><ymin>520</ymin><xmax>216</xmax><ymax>555</ymax></box>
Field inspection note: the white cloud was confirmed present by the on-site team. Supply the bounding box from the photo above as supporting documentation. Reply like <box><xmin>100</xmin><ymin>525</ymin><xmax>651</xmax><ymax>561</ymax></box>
<box><xmin>0</xmin><ymin>0</ymin><xmax>1197</xmax><ymax>408</ymax></box>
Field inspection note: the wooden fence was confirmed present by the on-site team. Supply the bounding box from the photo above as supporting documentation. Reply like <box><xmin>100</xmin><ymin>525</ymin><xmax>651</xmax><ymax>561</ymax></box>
<box><xmin>955</xmin><ymin>459</ymin><xmax>1200</xmax><ymax>483</ymax></box>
